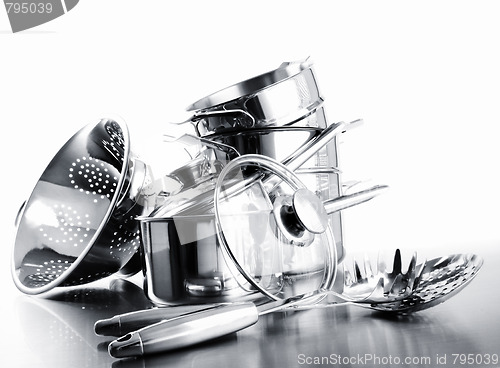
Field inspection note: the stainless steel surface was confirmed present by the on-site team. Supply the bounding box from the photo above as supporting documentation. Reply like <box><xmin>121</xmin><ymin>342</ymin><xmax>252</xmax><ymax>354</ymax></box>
<box><xmin>126</xmin><ymin>250</ymin><xmax>480</xmax><ymax>357</ymax></box>
<box><xmin>3</xmin><ymin>246</ymin><xmax>497</xmax><ymax>368</ymax></box>
<box><xmin>12</xmin><ymin>119</ymin><xmax>151</xmax><ymax>295</ymax></box>
<box><xmin>202</xmin><ymin>124</ymin><xmax>345</xmax><ymax>258</ymax></box>
<box><xmin>110</xmin><ymin>269</ymin><xmax>428</xmax><ymax>360</ymax></box>
<box><xmin>186</xmin><ymin>58</ymin><xmax>328</xmax><ymax>138</ymax></box>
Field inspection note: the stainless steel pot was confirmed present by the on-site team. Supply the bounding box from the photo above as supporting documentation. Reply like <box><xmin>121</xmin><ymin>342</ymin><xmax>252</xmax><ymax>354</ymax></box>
<box><xmin>139</xmin><ymin>147</ymin><xmax>386</xmax><ymax>306</ymax></box>
<box><xmin>140</xmin><ymin>170</ymin><xmax>335</xmax><ymax>305</ymax></box>
<box><xmin>140</xmin><ymin>214</ymin><xmax>251</xmax><ymax>305</ymax></box>
<box><xmin>186</xmin><ymin>59</ymin><xmax>344</xmax><ymax>261</ymax></box>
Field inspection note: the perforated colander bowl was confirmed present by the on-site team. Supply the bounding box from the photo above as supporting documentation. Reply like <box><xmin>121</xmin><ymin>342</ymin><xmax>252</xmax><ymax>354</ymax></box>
<box><xmin>12</xmin><ymin>118</ymin><xmax>148</xmax><ymax>295</ymax></box>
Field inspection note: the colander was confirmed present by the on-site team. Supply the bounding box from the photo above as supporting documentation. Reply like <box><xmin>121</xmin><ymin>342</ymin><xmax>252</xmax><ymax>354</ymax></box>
<box><xmin>12</xmin><ymin>118</ymin><xmax>152</xmax><ymax>295</ymax></box>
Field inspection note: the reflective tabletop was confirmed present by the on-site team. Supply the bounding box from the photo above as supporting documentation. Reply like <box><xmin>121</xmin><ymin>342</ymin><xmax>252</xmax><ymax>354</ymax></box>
<box><xmin>3</xmin><ymin>246</ymin><xmax>499</xmax><ymax>368</ymax></box>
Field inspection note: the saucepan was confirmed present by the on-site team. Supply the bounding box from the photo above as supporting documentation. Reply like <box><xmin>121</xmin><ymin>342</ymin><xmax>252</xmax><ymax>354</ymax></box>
<box><xmin>139</xmin><ymin>121</ymin><xmax>387</xmax><ymax>305</ymax></box>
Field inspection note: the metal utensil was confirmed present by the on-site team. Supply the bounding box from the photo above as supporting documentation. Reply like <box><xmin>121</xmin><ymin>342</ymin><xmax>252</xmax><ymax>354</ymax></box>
<box><xmin>96</xmin><ymin>249</ymin><xmax>417</xmax><ymax>337</ymax></box>
<box><xmin>287</xmin><ymin>253</ymin><xmax>483</xmax><ymax>314</ymax></box>
<box><xmin>12</xmin><ymin>119</ymin><xmax>152</xmax><ymax>295</ymax></box>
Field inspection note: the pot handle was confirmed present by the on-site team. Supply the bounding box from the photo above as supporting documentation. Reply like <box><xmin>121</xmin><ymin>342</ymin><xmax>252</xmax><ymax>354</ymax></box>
<box><xmin>170</xmin><ymin>109</ymin><xmax>256</xmax><ymax>130</ymax></box>
<box><xmin>281</xmin><ymin>119</ymin><xmax>363</xmax><ymax>172</ymax></box>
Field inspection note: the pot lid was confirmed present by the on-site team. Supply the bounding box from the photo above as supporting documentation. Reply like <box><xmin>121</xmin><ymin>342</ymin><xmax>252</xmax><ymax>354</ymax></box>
<box><xmin>213</xmin><ymin>154</ymin><xmax>337</xmax><ymax>300</ymax></box>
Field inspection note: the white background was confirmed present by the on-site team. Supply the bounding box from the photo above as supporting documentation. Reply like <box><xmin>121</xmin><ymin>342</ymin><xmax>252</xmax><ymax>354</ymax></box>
<box><xmin>1</xmin><ymin>1</ymin><xmax>499</xmax><ymax>364</ymax></box>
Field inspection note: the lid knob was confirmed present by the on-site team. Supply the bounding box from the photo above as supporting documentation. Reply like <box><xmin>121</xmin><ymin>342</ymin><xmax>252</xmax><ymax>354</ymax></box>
<box><xmin>292</xmin><ymin>189</ymin><xmax>328</xmax><ymax>234</ymax></box>
<box><xmin>273</xmin><ymin>188</ymin><xmax>328</xmax><ymax>247</ymax></box>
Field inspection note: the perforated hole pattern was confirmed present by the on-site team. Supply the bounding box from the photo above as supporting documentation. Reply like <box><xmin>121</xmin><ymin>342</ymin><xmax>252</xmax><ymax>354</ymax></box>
<box><xmin>19</xmin><ymin>120</ymin><xmax>142</xmax><ymax>290</ymax></box>
<box><xmin>373</xmin><ymin>254</ymin><xmax>481</xmax><ymax>313</ymax></box>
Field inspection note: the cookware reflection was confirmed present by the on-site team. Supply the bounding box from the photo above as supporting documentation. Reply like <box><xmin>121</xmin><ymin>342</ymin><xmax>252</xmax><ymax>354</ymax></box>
<box><xmin>110</xmin><ymin>312</ymin><xmax>306</xmax><ymax>368</ymax></box>
<box><xmin>16</xmin><ymin>279</ymin><xmax>153</xmax><ymax>368</ymax></box>
<box><xmin>106</xmin><ymin>303</ymin><xmax>478</xmax><ymax>368</ymax></box>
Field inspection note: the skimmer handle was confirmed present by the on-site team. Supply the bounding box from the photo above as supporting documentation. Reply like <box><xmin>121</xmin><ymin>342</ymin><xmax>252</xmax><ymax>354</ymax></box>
<box><xmin>108</xmin><ymin>303</ymin><xmax>258</xmax><ymax>358</ymax></box>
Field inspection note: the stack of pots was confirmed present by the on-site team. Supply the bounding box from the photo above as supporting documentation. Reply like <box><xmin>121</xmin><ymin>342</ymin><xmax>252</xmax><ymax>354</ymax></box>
<box><xmin>140</xmin><ymin>60</ymin><xmax>345</xmax><ymax>305</ymax></box>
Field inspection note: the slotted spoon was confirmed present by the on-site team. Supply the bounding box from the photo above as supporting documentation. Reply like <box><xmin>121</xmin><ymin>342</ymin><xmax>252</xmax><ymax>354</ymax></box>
<box><xmin>286</xmin><ymin>253</ymin><xmax>483</xmax><ymax>314</ymax></box>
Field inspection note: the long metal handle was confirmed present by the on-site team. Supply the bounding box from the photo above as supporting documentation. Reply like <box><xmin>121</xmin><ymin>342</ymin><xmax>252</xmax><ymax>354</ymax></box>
<box><xmin>106</xmin><ymin>285</ymin><xmax>363</xmax><ymax>357</ymax></box>
<box><xmin>95</xmin><ymin>304</ymin><xmax>224</xmax><ymax>337</ymax></box>
<box><xmin>108</xmin><ymin>303</ymin><xmax>258</xmax><ymax>358</ymax></box>
<box><xmin>280</xmin><ymin>119</ymin><xmax>362</xmax><ymax>172</ymax></box>
<box><xmin>323</xmin><ymin>185</ymin><xmax>389</xmax><ymax>214</ymax></box>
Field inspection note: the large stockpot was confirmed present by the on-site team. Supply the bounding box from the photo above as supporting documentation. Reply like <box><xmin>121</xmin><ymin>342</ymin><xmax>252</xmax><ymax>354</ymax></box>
<box><xmin>186</xmin><ymin>60</ymin><xmax>344</xmax><ymax>261</ymax></box>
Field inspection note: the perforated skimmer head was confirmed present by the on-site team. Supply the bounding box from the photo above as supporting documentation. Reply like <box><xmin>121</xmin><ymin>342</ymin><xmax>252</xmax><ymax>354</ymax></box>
<box><xmin>370</xmin><ymin>253</ymin><xmax>483</xmax><ymax>313</ymax></box>
<box><xmin>13</xmin><ymin>119</ymin><xmax>148</xmax><ymax>295</ymax></box>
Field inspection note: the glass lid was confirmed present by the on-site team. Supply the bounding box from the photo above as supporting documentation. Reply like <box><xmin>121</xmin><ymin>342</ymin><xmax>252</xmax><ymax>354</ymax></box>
<box><xmin>213</xmin><ymin>154</ymin><xmax>337</xmax><ymax>300</ymax></box>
